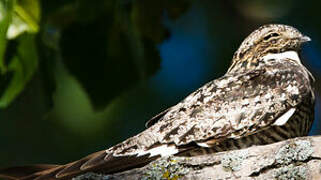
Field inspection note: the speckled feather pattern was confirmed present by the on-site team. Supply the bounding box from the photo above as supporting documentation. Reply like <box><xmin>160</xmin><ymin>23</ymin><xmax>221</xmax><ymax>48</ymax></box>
<box><xmin>110</xmin><ymin>57</ymin><xmax>314</xmax><ymax>157</ymax></box>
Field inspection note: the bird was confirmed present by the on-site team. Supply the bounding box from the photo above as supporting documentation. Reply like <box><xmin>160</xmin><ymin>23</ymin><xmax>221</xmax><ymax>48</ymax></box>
<box><xmin>0</xmin><ymin>24</ymin><xmax>315</xmax><ymax>180</ymax></box>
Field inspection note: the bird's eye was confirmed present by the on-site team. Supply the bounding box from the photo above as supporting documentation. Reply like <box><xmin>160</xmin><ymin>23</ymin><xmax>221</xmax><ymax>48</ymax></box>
<box><xmin>263</xmin><ymin>33</ymin><xmax>280</xmax><ymax>41</ymax></box>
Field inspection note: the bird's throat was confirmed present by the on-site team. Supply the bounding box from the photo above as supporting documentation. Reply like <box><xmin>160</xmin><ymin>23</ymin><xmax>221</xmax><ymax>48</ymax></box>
<box><xmin>262</xmin><ymin>50</ymin><xmax>301</xmax><ymax>63</ymax></box>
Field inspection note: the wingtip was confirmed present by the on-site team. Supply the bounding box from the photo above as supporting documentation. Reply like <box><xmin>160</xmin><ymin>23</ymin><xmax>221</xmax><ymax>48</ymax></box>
<box><xmin>54</xmin><ymin>151</ymin><xmax>107</xmax><ymax>179</ymax></box>
<box><xmin>80</xmin><ymin>151</ymin><xmax>107</xmax><ymax>171</ymax></box>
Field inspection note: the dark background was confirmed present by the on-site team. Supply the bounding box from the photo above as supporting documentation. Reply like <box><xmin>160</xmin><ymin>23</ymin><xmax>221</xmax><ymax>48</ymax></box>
<box><xmin>0</xmin><ymin>0</ymin><xmax>321</xmax><ymax>167</ymax></box>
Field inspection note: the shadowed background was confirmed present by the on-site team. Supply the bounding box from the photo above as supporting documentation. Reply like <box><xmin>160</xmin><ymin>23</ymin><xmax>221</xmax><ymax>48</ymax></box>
<box><xmin>0</xmin><ymin>0</ymin><xmax>321</xmax><ymax>167</ymax></box>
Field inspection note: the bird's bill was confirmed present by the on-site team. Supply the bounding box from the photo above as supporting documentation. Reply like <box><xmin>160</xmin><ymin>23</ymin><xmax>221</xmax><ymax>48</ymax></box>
<box><xmin>300</xmin><ymin>35</ymin><xmax>311</xmax><ymax>43</ymax></box>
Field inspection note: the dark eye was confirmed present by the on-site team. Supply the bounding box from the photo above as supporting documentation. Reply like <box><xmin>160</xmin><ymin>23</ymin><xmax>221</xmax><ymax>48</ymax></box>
<box><xmin>263</xmin><ymin>33</ymin><xmax>280</xmax><ymax>41</ymax></box>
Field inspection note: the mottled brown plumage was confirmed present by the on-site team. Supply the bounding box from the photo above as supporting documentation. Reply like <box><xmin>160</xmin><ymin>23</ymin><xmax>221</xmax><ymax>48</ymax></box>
<box><xmin>0</xmin><ymin>24</ymin><xmax>315</xmax><ymax>180</ymax></box>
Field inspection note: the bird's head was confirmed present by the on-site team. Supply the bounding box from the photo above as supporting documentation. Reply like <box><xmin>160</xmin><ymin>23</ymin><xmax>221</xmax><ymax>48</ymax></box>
<box><xmin>228</xmin><ymin>24</ymin><xmax>311</xmax><ymax>73</ymax></box>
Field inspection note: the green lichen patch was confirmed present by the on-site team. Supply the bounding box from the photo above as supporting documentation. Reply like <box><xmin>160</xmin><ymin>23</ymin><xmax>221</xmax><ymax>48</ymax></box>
<box><xmin>273</xmin><ymin>164</ymin><xmax>307</xmax><ymax>180</ymax></box>
<box><xmin>221</xmin><ymin>149</ymin><xmax>249</xmax><ymax>172</ymax></box>
<box><xmin>141</xmin><ymin>156</ymin><xmax>190</xmax><ymax>180</ymax></box>
<box><xmin>275</xmin><ymin>140</ymin><xmax>313</xmax><ymax>165</ymax></box>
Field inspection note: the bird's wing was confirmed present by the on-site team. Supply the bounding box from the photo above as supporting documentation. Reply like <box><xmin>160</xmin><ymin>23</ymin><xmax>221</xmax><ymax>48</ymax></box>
<box><xmin>77</xmin><ymin>61</ymin><xmax>310</xmax><ymax>176</ymax></box>
<box><xmin>153</xmin><ymin>60</ymin><xmax>312</xmax><ymax>147</ymax></box>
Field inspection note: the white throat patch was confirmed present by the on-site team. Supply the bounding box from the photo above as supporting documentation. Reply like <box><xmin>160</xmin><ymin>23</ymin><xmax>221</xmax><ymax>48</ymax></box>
<box><xmin>263</xmin><ymin>51</ymin><xmax>301</xmax><ymax>63</ymax></box>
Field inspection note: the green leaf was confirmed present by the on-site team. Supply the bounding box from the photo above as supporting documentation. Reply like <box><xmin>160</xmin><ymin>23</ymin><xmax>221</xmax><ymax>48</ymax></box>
<box><xmin>0</xmin><ymin>34</ymin><xmax>38</xmax><ymax>107</ymax></box>
<box><xmin>0</xmin><ymin>0</ymin><xmax>13</xmax><ymax>72</ymax></box>
<box><xmin>0</xmin><ymin>0</ymin><xmax>40</xmax><ymax>108</ymax></box>
<box><xmin>7</xmin><ymin>0</ymin><xmax>40</xmax><ymax>39</ymax></box>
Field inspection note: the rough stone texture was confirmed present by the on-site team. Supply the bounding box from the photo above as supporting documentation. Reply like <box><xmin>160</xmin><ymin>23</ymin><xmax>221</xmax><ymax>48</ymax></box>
<box><xmin>73</xmin><ymin>136</ymin><xmax>321</xmax><ymax>180</ymax></box>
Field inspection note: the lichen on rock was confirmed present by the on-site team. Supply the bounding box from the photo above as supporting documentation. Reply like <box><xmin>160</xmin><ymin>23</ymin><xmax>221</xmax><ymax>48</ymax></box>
<box><xmin>272</xmin><ymin>139</ymin><xmax>312</xmax><ymax>180</ymax></box>
<box><xmin>273</xmin><ymin>164</ymin><xmax>307</xmax><ymax>180</ymax></box>
<box><xmin>141</xmin><ymin>156</ymin><xmax>190</xmax><ymax>180</ymax></box>
<box><xmin>221</xmin><ymin>149</ymin><xmax>249</xmax><ymax>171</ymax></box>
<box><xmin>275</xmin><ymin>140</ymin><xmax>313</xmax><ymax>165</ymax></box>
<box><xmin>72</xmin><ymin>172</ymin><xmax>109</xmax><ymax>180</ymax></box>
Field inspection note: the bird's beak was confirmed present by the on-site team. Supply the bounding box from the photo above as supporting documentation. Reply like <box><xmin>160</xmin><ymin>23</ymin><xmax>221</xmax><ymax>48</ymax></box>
<box><xmin>300</xmin><ymin>35</ymin><xmax>311</xmax><ymax>43</ymax></box>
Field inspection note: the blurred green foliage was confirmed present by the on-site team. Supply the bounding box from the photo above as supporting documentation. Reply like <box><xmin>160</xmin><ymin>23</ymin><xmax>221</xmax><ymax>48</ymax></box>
<box><xmin>0</xmin><ymin>0</ymin><xmax>189</xmax><ymax>167</ymax></box>
<box><xmin>0</xmin><ymin>0</ymin><xmax>188</xmax><ymax>109</ymax></box>
<box><xmin>0</xmin><ymin>0</ymin><xmax>39</xmax><ymax>107</ymax></box>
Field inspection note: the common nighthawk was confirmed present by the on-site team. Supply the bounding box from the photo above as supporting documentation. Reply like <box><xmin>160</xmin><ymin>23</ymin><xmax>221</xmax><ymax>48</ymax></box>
<box><xmin>0</xmin><ymin>24</ymin><xmax>315</xmax><ymax>180</ymax></box>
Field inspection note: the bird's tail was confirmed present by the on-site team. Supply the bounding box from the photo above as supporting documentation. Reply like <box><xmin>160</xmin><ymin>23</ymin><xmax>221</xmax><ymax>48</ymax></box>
<box><xmin>0</xmin><ymin>151</ymin><xmax>108</xmax><ymax>180</ymax></box>
<box><xmin>0</xmin><ymin>149</ymin><xmax>160</xmax><ymax>180</ymax></box>
<box><xmin>0</xmin><ymin>164</ymin><xmax>60</xmax><ymax>180</ymax></box>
